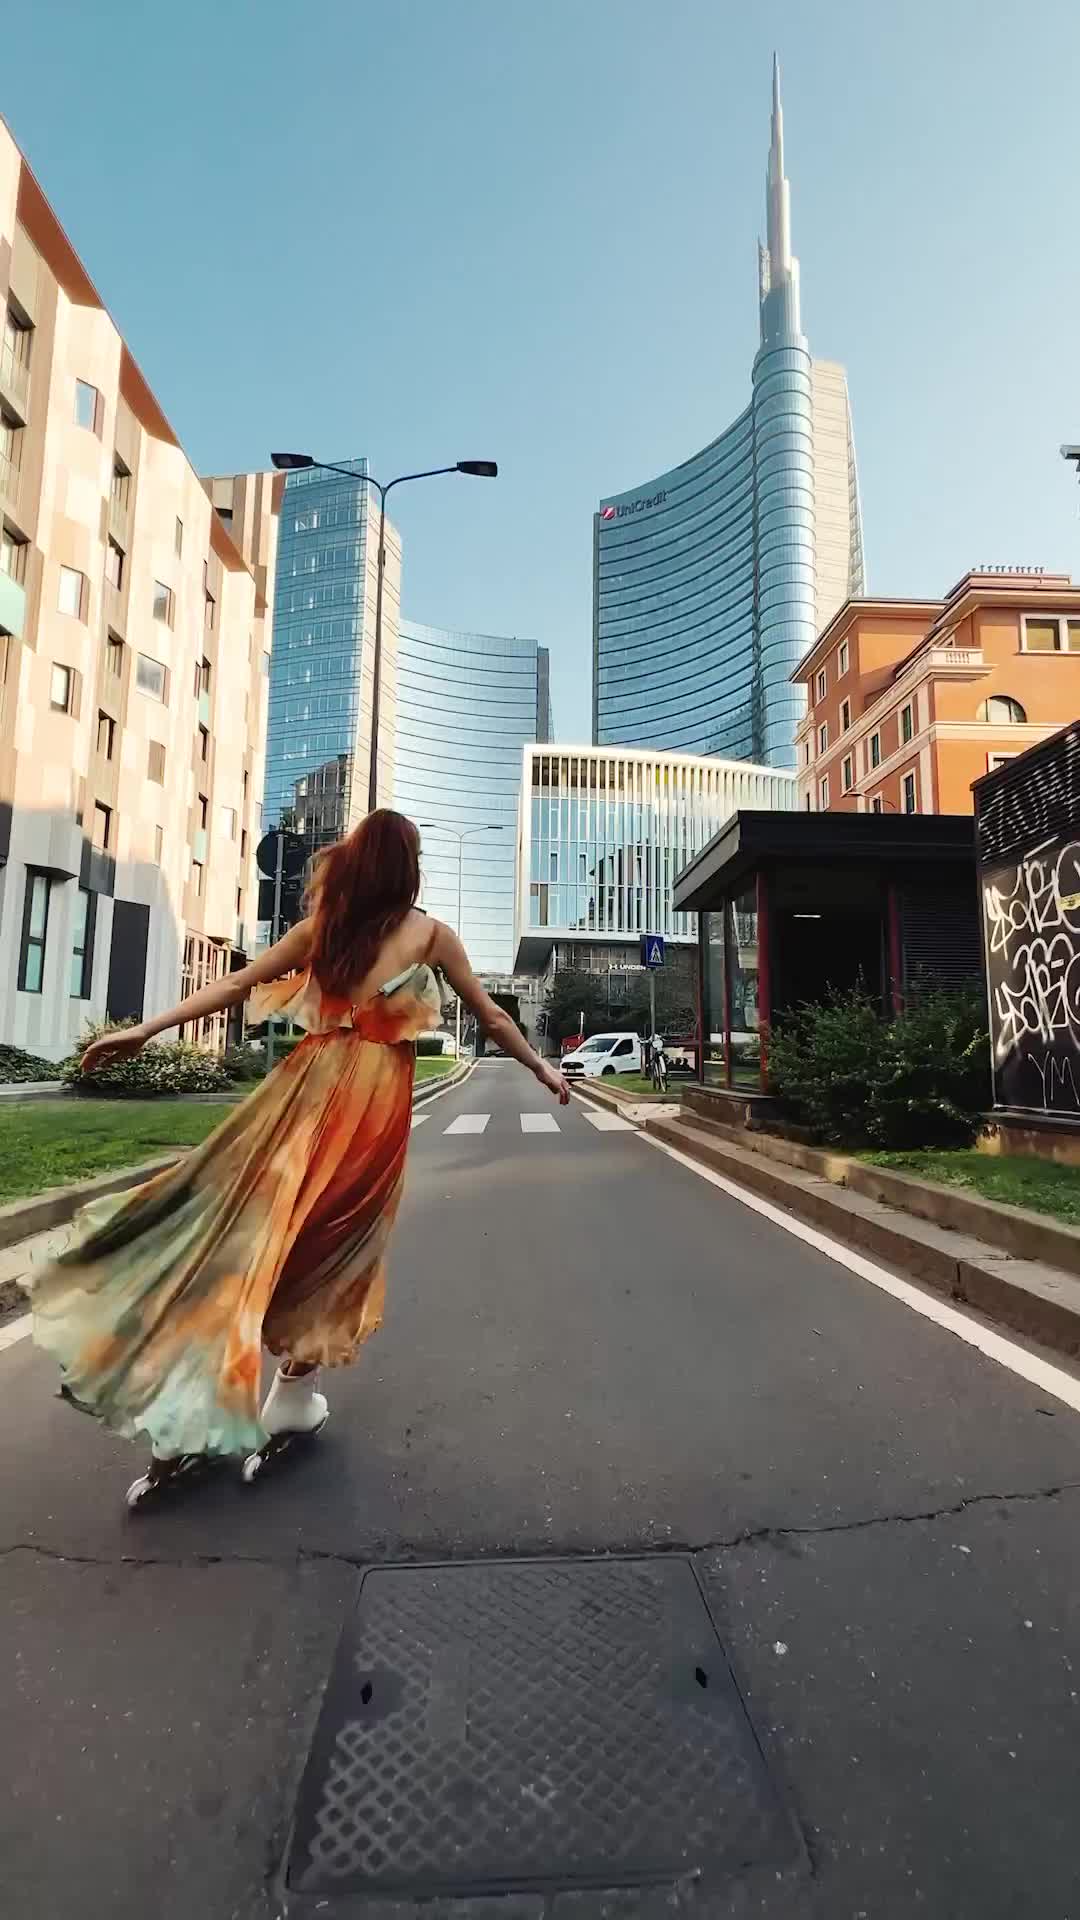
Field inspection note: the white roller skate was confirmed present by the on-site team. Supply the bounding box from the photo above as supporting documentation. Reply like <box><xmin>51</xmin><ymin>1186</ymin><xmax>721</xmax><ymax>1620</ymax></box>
<box><xmin>242</xmin><ymin>1366</ymin><xmax>329</xmax><ymax>1484</ymax></box>
<box><xmin>126</xmin><ymin>1449</ymin><xmax>221</xmax><ymax>1512</ymax></box>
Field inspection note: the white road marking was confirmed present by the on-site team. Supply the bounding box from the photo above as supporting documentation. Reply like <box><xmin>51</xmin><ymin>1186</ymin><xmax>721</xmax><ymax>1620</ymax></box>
<box><xmin>582</xmin><ymin>1110</ymin><xmax>635</xmax><ymax>1132</ymax></box>
<box><xmin>0</xmin><ymin>1313</ymin><xmax>30</xmax><ymax>1352</ymax></box>
<box><xmin>444</xmin><ymin>1113</ymin><xmax>490</xmax><ymax>1135</ymax></box>
<box><xmin>641</xmin><ymin>1132</ymin><xmax>1080</xmax><ymax>1417</ymax></box>
<box><xmin>520</xmin><ymin>1113</ymin><xmax>560</xmax><ymax>1133</ymax></box>
<box><xmin>410</xmin><ymin>1113</ymin><xmax>430</xmax><ymax>1129</ymax></box>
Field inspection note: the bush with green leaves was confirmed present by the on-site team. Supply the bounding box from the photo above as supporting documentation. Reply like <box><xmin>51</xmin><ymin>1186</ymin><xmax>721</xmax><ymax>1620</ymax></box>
<box><xmin>767</xmin><ymin>987</ymin><xmax>990</xmax><ymax>1150</ymax></box>
<box><xmin>63</xmin><ymin>1020</ymin><xmax>232</xmax><ymax>1098</ymax></box>
<box><xmin>416</xmin><ymin>1034</ymin><xmax>451</xmax><ymax>1058</ymax></box>
<box><xmin>0</xmin><ymin>1043</ymin><xmax>63</xmax><ymax>1085</ymax></box>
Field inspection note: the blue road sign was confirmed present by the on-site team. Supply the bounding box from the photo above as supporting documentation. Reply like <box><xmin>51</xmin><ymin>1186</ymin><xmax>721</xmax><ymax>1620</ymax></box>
<box><xmin>641</xmin><ymin>934</ymin><xmax>666</xmax><ymax>970</ymax></box>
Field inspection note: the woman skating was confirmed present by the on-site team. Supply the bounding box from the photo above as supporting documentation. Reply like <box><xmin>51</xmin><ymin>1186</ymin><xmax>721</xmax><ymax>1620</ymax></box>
<box><xmin>28</xmin><ymin>810</ymin><xmax>569</xmax><ymax>1505</ymax></box>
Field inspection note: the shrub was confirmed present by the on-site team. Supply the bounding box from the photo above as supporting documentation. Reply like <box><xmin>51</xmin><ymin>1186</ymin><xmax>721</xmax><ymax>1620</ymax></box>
<box><xmin>0</xmin><ymin>1043</ymin><xmax>63</xmax><ymax>1085</ymax></box>
<box><xmin>416</xmin><ymin>1034</ymin><xmax>451</xmax><ymax>1058</ymax></box>
<box><xmin>767</xmin><ymin>987</ymin><xmax>990</xmax><ymax>1151</ymax></box>
<box><xmin>63</xmin><ymin>1020</ymin><xmax>232</xmax><ymax>1098</ymax></box>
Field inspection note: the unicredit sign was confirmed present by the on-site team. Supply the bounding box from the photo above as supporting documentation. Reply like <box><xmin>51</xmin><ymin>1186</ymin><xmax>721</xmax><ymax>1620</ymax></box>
<box><xmin>599</xmin><ymin>490</ymin><xmax>667</xmax><ymax>522</ymax></box>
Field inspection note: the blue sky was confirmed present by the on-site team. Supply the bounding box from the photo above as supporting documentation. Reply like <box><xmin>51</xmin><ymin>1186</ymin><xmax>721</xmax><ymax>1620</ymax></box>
<box><xmin>8</xmin><ymin>0</ymin><xmax>1080</xmax><ymax>738</ymax></box>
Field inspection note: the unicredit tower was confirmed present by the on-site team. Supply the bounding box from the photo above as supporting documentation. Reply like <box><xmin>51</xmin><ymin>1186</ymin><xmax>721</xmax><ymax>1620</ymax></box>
<box><xmin>592</xmin><ymin>59</ymin><xmax>865</xmax><ymax>770</ymax></box>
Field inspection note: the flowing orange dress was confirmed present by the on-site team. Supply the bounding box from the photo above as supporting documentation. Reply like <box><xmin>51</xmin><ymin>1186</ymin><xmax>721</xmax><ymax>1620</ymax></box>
<box><xmin>28</xmin><ymin>962</ymin><xmax>442</xmax><ymax>1458</ymax></box>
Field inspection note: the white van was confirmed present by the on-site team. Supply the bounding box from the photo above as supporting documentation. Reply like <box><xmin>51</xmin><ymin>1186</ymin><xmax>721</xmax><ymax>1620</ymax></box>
<box><xmin>560</xmin><ymin>1032</ymin><xmax>642</xmax><ymax>1079</ymax></box>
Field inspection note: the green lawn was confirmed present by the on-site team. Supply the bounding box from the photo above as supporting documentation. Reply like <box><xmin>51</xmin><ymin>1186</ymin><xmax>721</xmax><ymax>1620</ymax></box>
<box><xmin>0</xmin><ymin>1099</ymin><xmax>234</xmax><ymax>1204</ymax></box>
<box><xmin>415</xmin><ymin>1055</ymin><xmax>457</xmax><ymax>1082</ymax></box>
<box><xmin>861</xmin><ymin>1148</ymin><xmax>1080</xmax><ymax>1227</ymax></box>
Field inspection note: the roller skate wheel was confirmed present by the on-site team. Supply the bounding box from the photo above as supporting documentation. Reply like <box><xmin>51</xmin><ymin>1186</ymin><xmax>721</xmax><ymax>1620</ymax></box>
<box><xmin>125</xmin><ymin>1473</ymin><xmax>153</xmax><ymax>1510</ymax></box>
<box><xmin>241</xmin><ymin>1450</ymin><xmax>263</xmax><ymax>1484</ymax></box>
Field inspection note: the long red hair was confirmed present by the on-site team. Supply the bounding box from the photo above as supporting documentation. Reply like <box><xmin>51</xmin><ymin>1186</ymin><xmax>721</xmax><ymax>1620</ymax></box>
<box><xmin>306</xmin><ymin>809</ymin><xmax>421</xmax><ymax>998</ymax></box>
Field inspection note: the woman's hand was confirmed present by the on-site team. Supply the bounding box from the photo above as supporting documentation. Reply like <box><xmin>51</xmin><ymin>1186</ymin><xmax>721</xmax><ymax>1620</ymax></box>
<box><xmin>81</xmin><ymin>1027</ymin><xmax>149</xmax><ymax>1076</ymax></box>
<box><xmin>536</xmin><ymin>1060</ymin><xmax>571</xmax><ymax>1105</ymax></box>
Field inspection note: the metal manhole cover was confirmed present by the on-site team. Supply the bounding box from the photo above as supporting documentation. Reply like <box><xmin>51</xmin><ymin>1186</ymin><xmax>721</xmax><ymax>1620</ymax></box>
<box><xmin>284</xmin><ymin>1557</ymin><xmax>802</xmax><ymax>1905</ymax></box>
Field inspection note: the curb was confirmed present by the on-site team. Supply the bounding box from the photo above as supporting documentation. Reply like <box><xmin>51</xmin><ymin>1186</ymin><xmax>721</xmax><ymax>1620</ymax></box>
<box><xmin>644</xmin><ymin>1113</ymin><xmax>1080</xmax><ymax>1360</ymax></box>
<box><xmin>0</xmin><ymin>1060</ymin><xmax>475</xmax><ymax>1254</ymax></box>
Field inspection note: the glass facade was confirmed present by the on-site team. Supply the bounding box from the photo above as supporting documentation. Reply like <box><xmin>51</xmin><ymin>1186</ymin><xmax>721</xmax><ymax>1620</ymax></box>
<box><xmin>514</xmin><ymin>746</ymin><xmax>794</xmax><ymax>969</ymax></box>
<box><xmin>592</xmin><ymin>62</ymin><xmax>862</xmax><ymax>773</ymax></box>
<box><xmin>394</xmin><ymin>622</ymin><xmax>551</xmax><ymax>974</ymax></box>
<box><xmin>263</xmin><ymin>459</ymin><xmax>400</xmax><ymax>842</ymax></box>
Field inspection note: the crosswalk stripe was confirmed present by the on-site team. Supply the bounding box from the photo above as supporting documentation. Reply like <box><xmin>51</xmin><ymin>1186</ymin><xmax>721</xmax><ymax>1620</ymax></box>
<box><xmin>410</xmin><ymin>1113</ymin><xmax>430</xmax><ymax>1129</ymax></box>
<box><xmin>582</xmin><ymin>1110</ymin><xmax>635</xmax><ymax>1132</ymax></box>
<box><xmin>443</xmin><ymin>1113</ymin><xmax>490</xmax><ymax>1135</ymax></box>
<box><xmin>520</xmin><ymin>1113</ymin><xmax>561</xmax><ymax>1133</ymax></box>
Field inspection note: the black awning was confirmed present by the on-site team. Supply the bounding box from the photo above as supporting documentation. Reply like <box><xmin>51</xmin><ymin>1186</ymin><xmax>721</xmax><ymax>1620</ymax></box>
<box><xmin>673</xmin><ymin>810</ymin><xmax>976</xmax><ymax>912</ymax></box>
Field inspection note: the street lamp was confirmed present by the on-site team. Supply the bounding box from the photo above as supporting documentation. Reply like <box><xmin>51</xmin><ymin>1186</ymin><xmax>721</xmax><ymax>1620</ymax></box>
<box><xmin>418</xmin><ymin>822</ymin><xmax>504</xmax><ymax>1058</ymax></box>
<box><xmin>270</xmin><ymin>453</ymin><xmax>497</xmax><ymax>812</ymax></box>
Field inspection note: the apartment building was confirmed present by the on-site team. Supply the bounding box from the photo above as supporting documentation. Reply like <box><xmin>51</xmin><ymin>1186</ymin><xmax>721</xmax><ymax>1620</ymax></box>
<box><xmin>0</xmin><ymin>120</ymin><xmax>281</xmax><ymax>1059</ymax></box>
<box><xmin>794</xmin><ymin>569</ymin><xmax>1080</xmax><ymax>817</ymax></box>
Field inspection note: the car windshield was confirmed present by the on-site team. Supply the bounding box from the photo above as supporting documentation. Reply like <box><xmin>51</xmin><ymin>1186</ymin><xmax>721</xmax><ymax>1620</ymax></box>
<box><xmin>581</xmin><ymin>1037</ymin><xmax>618</xmax><ymax>1053</ymax></box>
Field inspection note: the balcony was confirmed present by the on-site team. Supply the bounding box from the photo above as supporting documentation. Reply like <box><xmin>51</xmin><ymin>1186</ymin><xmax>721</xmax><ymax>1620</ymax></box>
<box><xmin>0</xmin><ymin>567</ymin><xmax>26</xmax><ymax>640</ymax></box>
<box><xmin>0</xmin><ymin>450</ymin><xmax>21</xmax><ymax>512</ymax></box>
<box><xmin>926</xmin><ymin>647</ymin><xmax>987</xmax><ymax>674</ymax></box>
<box><xmin>108</xmin><ymin>491</ymin><xmax>129</xmax><ymax>539</ymax></box>
<box><xmin>0</xmin><ymin>339</ymin><xmax>30</xmax><ymax>418</ymax></box>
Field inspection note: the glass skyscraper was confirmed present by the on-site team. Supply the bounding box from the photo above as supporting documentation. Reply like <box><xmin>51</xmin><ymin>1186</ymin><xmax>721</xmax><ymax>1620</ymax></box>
<box><xmin>394</xmin><ymin>622</ymin><xmax>551</xmax><ymax>974</ymax></box>
<box><xmin>593</xmin><ymin>60</ymin><xmax>864</xmax><ymax>772</ymax></box>
<box><xmin>263</xmin><ymin>458</ymin><xmax>401</xmax><ymax>845</ymax></box>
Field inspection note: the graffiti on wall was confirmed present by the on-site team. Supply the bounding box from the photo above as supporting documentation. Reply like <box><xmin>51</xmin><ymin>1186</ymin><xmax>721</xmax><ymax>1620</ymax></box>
<box><xmin>982</xmin><ymin>840</ymin><xmax>1080</xmax><ymax>1112</ymax></box>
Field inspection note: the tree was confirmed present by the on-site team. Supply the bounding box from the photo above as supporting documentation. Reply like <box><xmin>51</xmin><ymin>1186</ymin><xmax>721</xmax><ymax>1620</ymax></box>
<box><xmin>543</xmin><ymin>969</ymin><xmax>609</xmax><ymax>1047</ymax></box>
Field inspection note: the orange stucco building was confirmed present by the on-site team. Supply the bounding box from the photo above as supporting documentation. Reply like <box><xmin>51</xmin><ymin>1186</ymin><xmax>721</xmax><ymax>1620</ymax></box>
<box><xmin>793</xmin><ymin>569</ymin><xmax>1080</xmax><ymax>817</ymax></box>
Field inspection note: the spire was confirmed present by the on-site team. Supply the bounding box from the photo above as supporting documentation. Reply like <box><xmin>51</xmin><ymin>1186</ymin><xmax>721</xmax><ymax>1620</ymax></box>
<box><xmin>759</xmin><ymin>53</ymin><xmax>801</xmax><ymax>346</ymax></box>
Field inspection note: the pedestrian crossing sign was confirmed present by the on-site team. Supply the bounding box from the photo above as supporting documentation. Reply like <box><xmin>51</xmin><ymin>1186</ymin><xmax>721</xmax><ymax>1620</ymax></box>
<box><xmin>641</xmin><ymin>934</ymin><xmax>666</xmax><ymax>969</ymax></box>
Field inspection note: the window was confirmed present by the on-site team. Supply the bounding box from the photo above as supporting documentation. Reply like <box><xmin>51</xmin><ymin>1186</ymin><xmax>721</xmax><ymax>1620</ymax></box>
<box><xmin>818</xmin><ymin>722</ymin><xmax>828</xmax><ymax>753</ymax></box>
<box><xmin>198</xmin><ymin>656</ymin><xmax>211</xmax><ymax>695</ymax></box>
<box><xmin>70</xmin><ymin>886</ymin><xmax>96</xmax><ymax>999</ymax></box>
<box><xmin>240</xmin><ymin>828</ymin><xmax>248</xmax><ymax>860</ymax></box>
<box><xmin>96</xmin><ymin>710</ymin><xmax>115</xmax><ymax>759</ymax></box>
<box><xmin>50</xmin><ymin>663</ymin><xmax>73</xmax><ymax>712</ymax></box>
<box><xmin>92</xmin><ymin>801</ymin><xmax>112</xmax><ymax>851</ymax></box>
<box><xmin>106</xmin><ymin>634</ymin><xmax>124</xmax><ymax>678</ymax></box>
<box><xmin>869</xmin><ymin>732</ymin><xmax>881</xmax><ymax>770</ymax></box>
<box><xmin>154</xmin><ymin>825</ymin><xmax>164</xmax><ymax>862</ymax></box>
<box><xmin>58</xmin><ymin>565</ymin><xmax>85</xmax><ymax>618</ymax></box>
<box><xmin>175</xmin><ymin>516</ymin><xmax>183</xmax><ymax>558</ymax></box>
<box><xmin>842</xmin><ymin>754</ymin><xmax>854</xmax><ymax>793</ymax></box>
<box><xmin>18</xmin><ymin>870</ymin><xmax>51</xmax><ymax>993</ymax></box>
<box><xmin>0</xmin><ymin>407</ymin><xmax>23</xmax><ymax>491</ymax></box>
<box><xmin>148</xmin><ymin>740</ymin><xmax>166</xmax><ymax>784</ymax></box>
<box><xmin>192</xmin><ymin>859</ymin><xmax>204</xmax><ymax>897</ymax></box>
<box><xmin>111</xmin><ymin>460</ymin><xmax>130</xmax><ymax>512</ymax></box>
<box><xmin>838</xmin><ymin>640</ymin><xmax>849</xmax><ymax>677</ymax></box>
<box><xmin>1022</xmin><ymin>615</ymin><xmax>1080</xmax><ymax>654</ymax></box>
<box><xmin>136</xmin><ymin>652</ymin><xmax>167</xmax><ymax>701</ymax></box>
<box><xmin>153</xmin><ymin>579</ymin><xmax>174</xmax><ymax>625</ymax></box>
<box><xmin>903</xmin><ymin>772</ymin><xmax>917</xmax><ymax>815</ymax></box>
<box><xmin>198</xmin><ymin>793</ymin><xmax>208</xmax><ymax>830</ymax></box>
<box><xmin>204</xmin><ymin>591</ymin><xmax>216</xmax><ymax>631</ymax></box>
<box><xmin>2</xmin><ymin>305</ymin><xmax>32</xmax><ymax>389</ymax></box>
<box><xmin>198</xmin><ymin>725</ymin><xmax>209</xmax><ymax>763</ymax></box>
<box><xmin>819</xmin><ymin>776</ymin><xmax>830</xmax><ymax>809</ymax></box>
<box><xmin>261</xmin><ymin>651</ymin><xmax>270</xmax><ymax>677</ymax></box>
<box><xmin>840</xmin><ymin>698</ymin><xmax>851</xmax><ymax>733</ymax></box>
<box><xmin>816</xmin><ymin>668</ymin><xmax>827</xmax><ymax>702</ymax></box>
<box><xmin>242</xmin><ymin>770</ymin><xmax>249</xmax><ymax>802</ymax></box>
<box><xmin>871</xmin><ymin>796</ymin><xmax>884</xmax><ymax>815</ymax></box>
<box><xmin>987</xmin><ymin>752</ymin><xmax>1018</xmax><ymax>773</ymax></box>
<box><xmin>0</xmin><ymin>523</ymin><xmax>27</xmax><ymax>583</ymax></box>
<box><xmin>74</xmin><ymin>380</ymin><xmax>100</xmax><ymax>432</ymax></box>
<box><xmin>977</xmin><ymin>695</ymin><xmax>1027</xmax><ymax>725</ymax></box>
<box><xmin>804</xmin><ymin>793</ymin><xmax>811</xmax><ymax>811</ymax></box>
<box><xmin>106</xmin><ymin>538</ymin><xmax>124</xmax><ymax>590</ymax></box>
<box><xmin>901</xmin><ymin>703</ymin><xmax>914</xmax><ymax>744</ymax></box>
<box><xmin>220</xmin><ymin>805</ymin><xmax>237</xmax><ymax>840</ymax></box>
<box><xmin>803</xmin><ymin>740</ymin><xmax>811</xmax><ymax>766</ymax></box>
<box><xmin>216</xmin><ymin>506</ymin><xmax>234</xmax><ymax>528</ymax></box>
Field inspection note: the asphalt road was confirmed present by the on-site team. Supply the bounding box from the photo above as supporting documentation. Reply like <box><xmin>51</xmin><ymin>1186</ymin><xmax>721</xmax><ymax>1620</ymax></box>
<box><xmin>2</xmin><ymin>1059</ymin><xmax>1079</xmax><ymax>1918</ymax></box>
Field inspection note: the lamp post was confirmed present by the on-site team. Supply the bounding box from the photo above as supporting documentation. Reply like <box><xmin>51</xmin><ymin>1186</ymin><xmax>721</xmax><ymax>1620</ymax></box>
<box><xmin>271</xmin><ymin>454</ymin><xmax>497</xmax><ymax>813</ymax></box>
<box><xmin>418</xmin><ymin>822</ymin><xmax>504</xmax><ymax>1058</ymax></box>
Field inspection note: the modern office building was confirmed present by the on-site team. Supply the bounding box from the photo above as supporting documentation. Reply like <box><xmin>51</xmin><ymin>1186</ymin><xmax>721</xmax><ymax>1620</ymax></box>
<box><xmin>263</xmin><ymin>458</ymin><xmax>401</xmax><ymax>845</ymax></box>
<box><xmin>592</xmin><ymin>59</ymin><xmax>864</xmax><ymax>771</ymax></box>
<box><xmin>0</xmin><ymin>118</ymin><xmax>279</xmax><ymax>1059</ymax></box>
<box><xmin>394</xmin><ymin>621</ymin><xmax>552</xmax><ymax>973</ymax></box>
<box><xmin>513</xmin><ymin>744</ymin><xmax>795</xmax><ymax>981</ymax></box>
<box><xmin>795</xmin><ymin>568</ymin><xmax>1080</xmax><ymax>817</ymax></box>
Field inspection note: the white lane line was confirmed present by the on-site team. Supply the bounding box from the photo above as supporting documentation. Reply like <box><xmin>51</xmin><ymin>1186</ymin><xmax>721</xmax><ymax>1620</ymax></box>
<box><xmin>521</xmin><ymin>1113</ymin><xmax>560</xmax><ymax>1134</ymax></box>
<box><xmin>582</xmin><ymin>1110</ymin><xmax>635</xmax><ymax>1132</ymax></box>
<box><xmin>410</xmin><ymin>1113</ymin><xmax>430</xmax><ymax>1129</ymax></box>
<box><xmin>444</xmin><ymin>1113</ymin><xmax>490</xmax><ymax>1135</ymax></box>
<box><xmin>641</xmin><ymin>1132</ymin><xmax>1080</xmax><ymax>1416</ymax></box>
<box><xmin>0</xmin><ymin>1313</ymin><xmax>30</xmax><ymax>1352</ymax></box>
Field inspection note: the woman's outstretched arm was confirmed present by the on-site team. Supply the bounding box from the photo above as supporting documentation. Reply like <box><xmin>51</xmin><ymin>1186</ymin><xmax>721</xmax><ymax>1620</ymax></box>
<box><xmin>431</xmin><ymin>922</ymin><xmax>569</xmax><ymax>1103</ymax></box>
<box><xmin>80</xmin><ymin>919</ymin><xmax>314</xmax><ymax>1074</ymax></box>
